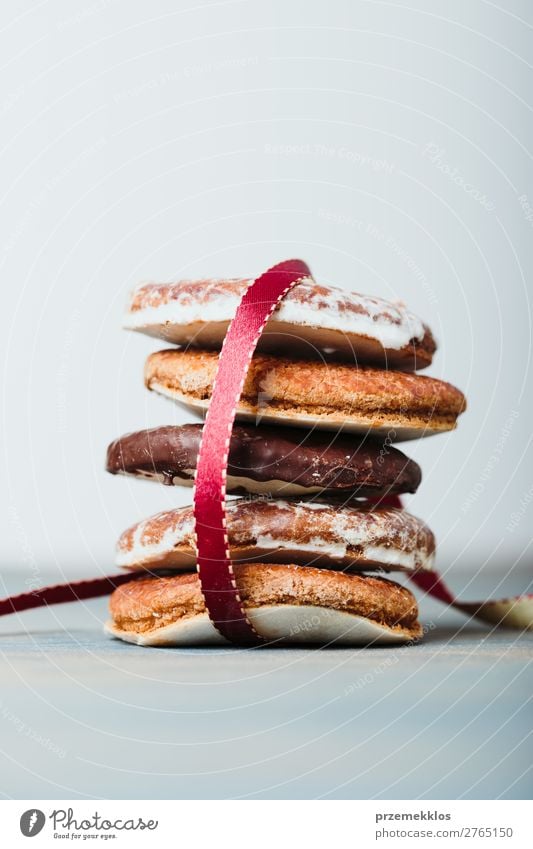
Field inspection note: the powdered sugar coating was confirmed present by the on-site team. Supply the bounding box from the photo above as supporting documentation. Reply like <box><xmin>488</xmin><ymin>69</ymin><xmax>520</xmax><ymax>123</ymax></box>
<box><xmin>116</xmin><ymin>498</ymin><xmax>435</xmax><ymax>573</ymax></box>
<box><xmin>125</xmin><ymin>277</ymin><xmax>435</xmax><ymax>361</ymax></box>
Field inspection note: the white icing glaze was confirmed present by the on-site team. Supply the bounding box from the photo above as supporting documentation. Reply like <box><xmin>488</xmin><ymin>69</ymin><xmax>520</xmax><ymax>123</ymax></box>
<box><xmin>225</xmin><ymin>476</ymin><xmax>321</xmax><ymax>495</ymax></box>
<box><xmin>113</xmin><ymin>469</ymin><xmax>323</xmax><ymax>496</ymax></box>
<box><xmin>116</xmin><ymin>512</ymin><xmax>195</xmax><ymax>569</ymax></box>
<box><xmin>125</xmin><ymin>277</ymin><xmax>426</xmax><ymax>351</ymax></box>
<box><xmin>363</xmin><ymin>545</ymin><xmax>417</xmax><ymax>570</ymax></box>
<box><xmin>105</xmin><ymin>604</ymin><xmax>415</xmax><ymax>646</ymax></box>
<box><xmin>116</xmin><ymin>498</ymin><xmax>434</xmax><ymax>573</ymax></box>
<box><xmin>255</xmin><ymin>533</ymin><xmax>348</xmax><ymax>559</ymax></box>
<box><xmin>147</xmin><ymin>380</ymin><xmax>439</xmax><ymax>441</ymax></box>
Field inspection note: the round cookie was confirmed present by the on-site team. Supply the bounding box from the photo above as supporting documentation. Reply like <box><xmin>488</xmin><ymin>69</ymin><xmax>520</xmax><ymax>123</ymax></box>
<box><xmin>106</xmin><ymin>423</ymin><xmax>422</xmax><ymax>498</ymax></box>
<box><xmin>144</xmin><ymin>349</ymin><xmax>466</xmax><ymax>441</ymax></box>
<box><xmin>124</xmin><ymin>277</ymin><xmax>436</xmax><ymax>370</ymax></box>
<box><xmin>106</xmin><ymin>564</ymin><xmax>422</xmax><ymax>646</ymax></box>
<box><xmin>116</xmin><ymin>498</ymin><xmax>435</xmax><ymax>573</ymax></box>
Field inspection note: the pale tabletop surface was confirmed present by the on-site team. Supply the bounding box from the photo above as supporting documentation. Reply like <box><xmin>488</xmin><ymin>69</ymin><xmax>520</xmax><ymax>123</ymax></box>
<box><xmin>1</xmin><ymin>568</ymin><xmax>531</xmax><ymax>800</ymax></box>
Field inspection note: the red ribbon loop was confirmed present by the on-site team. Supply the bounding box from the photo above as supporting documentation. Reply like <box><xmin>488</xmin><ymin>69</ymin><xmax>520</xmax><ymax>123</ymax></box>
<box><xmin>192</xmin><ymin>258</ymin><xmax>312</xmax><ymax>645</ymax></box>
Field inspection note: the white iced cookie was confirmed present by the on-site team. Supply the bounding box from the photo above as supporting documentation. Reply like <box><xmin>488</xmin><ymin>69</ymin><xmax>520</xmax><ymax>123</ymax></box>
<box><xmin>125</xmin><ymin>277</ymin><xmax>437</xmax><ymax>370</ymax></box>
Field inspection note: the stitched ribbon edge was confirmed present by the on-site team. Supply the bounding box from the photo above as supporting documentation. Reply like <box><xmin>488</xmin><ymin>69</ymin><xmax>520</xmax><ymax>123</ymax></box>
<box><xmin>191</xmin><ymin>258</ymin><xmax>312</xmax><ymax>645</ymax></box>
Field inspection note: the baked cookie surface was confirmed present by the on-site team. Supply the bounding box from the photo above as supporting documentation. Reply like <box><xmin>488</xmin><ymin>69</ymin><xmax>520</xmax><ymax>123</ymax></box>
<box><xmin>145</xmin><ymin>349</ymin><xmax>466</xmax><ymax>440</ymax></box>
<box><xmin>107</xmin><ymin>564</ymin><xmax>422</xmax><ymax>646</ymax></box>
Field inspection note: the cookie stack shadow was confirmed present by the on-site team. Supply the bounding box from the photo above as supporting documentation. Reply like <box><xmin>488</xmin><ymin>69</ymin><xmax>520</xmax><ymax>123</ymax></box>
<box><xmin>105</xmin><ymin>274</ymin><xmax>466</xmax><ymax>647</ymax></box>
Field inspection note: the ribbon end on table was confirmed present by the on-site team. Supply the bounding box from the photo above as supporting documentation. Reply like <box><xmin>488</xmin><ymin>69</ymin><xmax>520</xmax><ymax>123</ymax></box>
<box><xmin>459</xmin><ymin>596</ymin><xmax>533</xmax><ymax>631</ymax></box>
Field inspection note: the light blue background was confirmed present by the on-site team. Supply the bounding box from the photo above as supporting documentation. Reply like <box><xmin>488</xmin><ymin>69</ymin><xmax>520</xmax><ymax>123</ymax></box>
<box><xmin>0</xmin><ymin>0</ymin><xmax>532</xmax><ymax>802</ymax></box>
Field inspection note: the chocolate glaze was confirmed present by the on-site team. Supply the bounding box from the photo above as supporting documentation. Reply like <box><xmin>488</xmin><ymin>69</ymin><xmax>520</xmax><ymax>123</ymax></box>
<box><xmin>106</xmin><ymin>424</ymin><xmax>421</xmax><ymax>497</ymax></box>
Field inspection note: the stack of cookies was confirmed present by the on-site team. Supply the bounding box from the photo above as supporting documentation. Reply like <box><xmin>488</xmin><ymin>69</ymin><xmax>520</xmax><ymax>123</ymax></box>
<box><xmin>105</xmin><ymin>274</ymin><xmax>466</xmax><ymax>647</ymax></box>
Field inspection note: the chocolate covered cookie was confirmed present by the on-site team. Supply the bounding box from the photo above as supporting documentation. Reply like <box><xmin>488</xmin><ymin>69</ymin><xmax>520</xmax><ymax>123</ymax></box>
<box><xmin>106</xmin><ymin>423</ymin><xmax>421</xmax><ymax>497</ymax></box>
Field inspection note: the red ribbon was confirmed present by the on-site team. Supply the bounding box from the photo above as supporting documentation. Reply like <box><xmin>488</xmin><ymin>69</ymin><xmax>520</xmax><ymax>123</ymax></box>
<box><xmin>384</xmin><ymin>495</ymin><xmax>463</xmax><ymax>605</ymax></box>
<box><xmin>386</xmin><ymin>495</ymin><xmax>532</xmax><ymax>631</ymax></box>
<box><xmin>0</xmin><ymin>573</ymin><xmax>137</xmax><ymax>617</ymax></box>
<box><xmin>192</xmin><ymin>258</ymin><xmax>312</xmax><ymax>645</ymax></box>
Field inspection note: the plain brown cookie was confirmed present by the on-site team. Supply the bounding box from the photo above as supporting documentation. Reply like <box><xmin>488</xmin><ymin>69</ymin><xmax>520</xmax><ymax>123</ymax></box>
<box><xmin>107</xmin><ymin>564</ymin><xmax>422</xmax><ymax>646</ymax></box>
<box><xmin>144</xmin><ymin>349</ymin><xmax>466</xmax><ymax>440</ymax></box>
